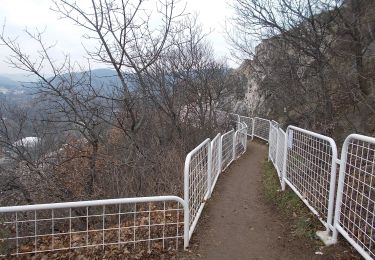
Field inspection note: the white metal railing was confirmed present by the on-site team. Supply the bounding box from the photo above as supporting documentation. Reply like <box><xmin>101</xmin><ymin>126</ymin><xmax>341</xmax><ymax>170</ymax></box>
<box><xmin>230</xmin><ymin>112</ymin><xmax>375</xmax><ymax>259</ymax></box>
<box><xmin>274</xmin><ymin>128</ymin><xmax>286</xmax><ymax>183</ymax></box>
<box><xmin>221</xmin><ymin>130</ymin><xmax>235</xmax><ymax>171</ymax></box>
<box><xmin>268</xmin><ymin>122</ymin><xmax>278</xmax><ymax>162</ymax></box>
<box><xmin>0</xmin><ymin>196</ymin><xmax>188</xmax><ymax>256</ymax></box>
<box><xmin>1</xmin><ymin>111</ymin><xmax>375</xmax><ymax>259</ymax></box>
<box><xmin>211</xmin><ymin>114</ymin><xmax>375</xmax><ymax>259</ymax></box>
<box><xmin>332</xmin><ymin>134</ymin><xmax>375</xmax><ymax>260</ymax></box>
<box><xmin>281</xmin><ymin>126</ymin><xmax>338</xmax><ymax>237</ymax></box>
<box><xmin>184</xmin><ymin>138</ymin><xmax>211</xmax><ymax>239</ymax></box>
<box><xmin>262</xmin><ymin>118</ymin><xmax>375</xmax><ymax>259</ymax></box>
<box><xmin>235</xmin><ymin>122</ymin><xmax>247</xmax><ymax>158</ymax></box>
<box><xmin>184</xmin><ymin>119</ymin><xmax>249</xmax><ymax>240</ymax></box>
<box><xmin>253</xmin><ymin>117</ymin><xmax>270</xmax><ymax>141</ymax></box>
<box><xmin>239</xmin><ymin>116</ymin><xmax>253</xmax><ymax>139</ymax></box>
<box><xmin>210</xmin><ymin>133</ymin><xmax>222</xmax><ymax>194</ymax></box>
<box><xmin>0</xmin><ymin>111</ymin><xmax>251</xmax><ymax>257</ymax></box>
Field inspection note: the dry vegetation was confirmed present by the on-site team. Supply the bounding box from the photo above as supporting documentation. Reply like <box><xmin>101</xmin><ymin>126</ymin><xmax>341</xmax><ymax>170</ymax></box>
<box><xmin>0</xmin><ymin>1</ymin><xmax>243</xmax><ymax>257</ymax></box>
<box><xmin>230</xmin><ymin>0</ymin><xmax>375</xmax><ymax>141</ymax></box>
<box><xmin>0</xmin><ymin>1</ymin><xmax>244</xmax><ymax>206</ymax></box>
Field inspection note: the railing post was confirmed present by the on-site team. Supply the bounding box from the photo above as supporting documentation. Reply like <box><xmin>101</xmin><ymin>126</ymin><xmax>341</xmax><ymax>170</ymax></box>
<box><xmin>268</xmin><ymin>120</ymin><xmax>272</xmax><ymax>161</ymax></box>
<box><xmin>316</xmin><ymin>137</ymin><xmax>339</xmax><ymax>245</ymax></box>
<box><xmin>183</xmin><ymin>154</ymin><xmax>191</xmax><ymax>239</ymax></box>
<box><xmin>244</xmin><ymin>123</ymin><xmax>248</xmax><ymax>153</ymax></box>
<box><xmin>218</xmin><ymin>135</ymin><xmax>223</xmax><ymax>174</ymax></box>
<box><xmin>183</xmin><ymin>201</ymin><xmax>190</xmax><ymax>249</ymax></box>
<box><xmin>326</xmin><ymin>141</ymin><xmax>338</xmax><ymax>235</ymax></box>
<box><xmin>220</xmin><ymin>135</ymin><xmax>224</xmax><ymax>172</ymax></box>
<box><xmin>232</xmin><ymin>130</ymin><xmax>237</xmax><ymax>160</ymax></box>
<box><xmin>274</xmin><ymin>127</ymin><xmax>279</xmax><ymax>164</ymax></box>
<box><xmin>251</xmin><ymin>118</ymin><xmax>255</xmax><ymax>140</ymax></box>
<box><xmin>281</xmin><ymin>127</ymin><xmax>288</xmax><ymax>191</ymax></box>
<box><xmin>268</xmin><ymin>120</ymin><xmax>272</xmax><ymax>142</ymax></box>
<box><xmin>207</xmin><ymin>141</ymin><xmax>212</xmax><ymax>199</ymax></box>
<box><xmin>332</xmin><ymin>138</ymin><xmax>350</xmax><ymax>244</ymax></box>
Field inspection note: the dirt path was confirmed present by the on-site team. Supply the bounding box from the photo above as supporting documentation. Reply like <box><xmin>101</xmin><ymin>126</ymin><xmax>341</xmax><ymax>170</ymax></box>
<box><xmin>180</xmin><ymin>142</ymin><xmax>319</xmax><ymax>260</ymax></box>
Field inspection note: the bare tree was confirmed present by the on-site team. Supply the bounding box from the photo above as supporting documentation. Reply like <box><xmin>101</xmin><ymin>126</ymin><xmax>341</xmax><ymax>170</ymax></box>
<box><xmin>0</xmin><ymin>0</ymin><xmax>186</xmax><ymax>197</ymax></box>
<box><xmin>229</xmin><ymin>0</ymin><xmax>375</xmax><ymax>136</ymax></box>
<box><xmin>0</xmin><ymin>0</ymin><xmax>241</xmax><ymax>205</ymax></box>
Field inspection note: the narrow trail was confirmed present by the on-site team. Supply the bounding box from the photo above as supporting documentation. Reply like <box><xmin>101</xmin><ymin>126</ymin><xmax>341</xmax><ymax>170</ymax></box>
<box><xmin>181</xmin><ymin>142</ymin><xmax>317</xmax><ymax>260</ymax></box>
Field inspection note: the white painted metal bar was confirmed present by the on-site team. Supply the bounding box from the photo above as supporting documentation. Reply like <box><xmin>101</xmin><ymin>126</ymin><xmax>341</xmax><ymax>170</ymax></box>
<box><xmin>235</xmin><ymin>122</ymin><xmax>248</xmax><ymax>158</ymax></box>
<box><xmin>282</xmin><ymin>126</ymin><xmax>338</xmax><ymax>240</ymax></box>
<box><xmin>5</xmin><ymin>111</ymin><xmax>375</xmax><ymax>260</ymax></box>
<box><xmin>239</xmin><ymin>116</ymin><xmax>253</xmax><ymax>138</ymax></box>
<box><xmin>183</xmin><ymin>138</ymin><xmax>210</xmax><ymax>239</ymax></box>
<box><xmin>0</xmin><ymin>195</ymin><xmax>189</xmax><ymax>256</ymax></box>
<box><xmin>275</xmin><ymin>128</ymin><xmax>286</xmax><ymax>184</ymax></box>
<box><xmin>253</xmin><ymin>117</ymin><xmax>270</xmax><ymax>141</ymax></box>
<box><xmin>210</xmin><ymin>133</ymin><xmax>222</xmax><ymax>194</ymax></box>
<box><xmin>333</xmin><ymin>134</ymin><xmax>375</xmax><ymax>259</ymax></box>
<box><xmin>221</xmin><ymin>129</ymin><xmax>235</xmax><ymax>171</ymax></box>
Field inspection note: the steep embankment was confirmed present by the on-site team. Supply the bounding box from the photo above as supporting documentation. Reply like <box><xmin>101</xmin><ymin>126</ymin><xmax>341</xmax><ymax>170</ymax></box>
<box><xmin>235</xmin><ymin>1</ymin><xmax>375</xmax><ymax>141</ymax></box>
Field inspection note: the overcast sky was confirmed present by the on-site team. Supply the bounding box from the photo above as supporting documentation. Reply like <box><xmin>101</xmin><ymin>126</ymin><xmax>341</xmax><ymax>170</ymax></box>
<box><xmin>0</xmin><ymin>0</ymin><xmax>236</xmax><ymax>75</ymax></box>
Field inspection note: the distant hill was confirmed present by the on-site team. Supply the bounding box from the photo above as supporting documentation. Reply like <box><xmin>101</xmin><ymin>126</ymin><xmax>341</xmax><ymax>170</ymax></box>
<box><xmin>0</xmin><ymin>68</ymin><xmax>140</xmax><ymax>107</ymax></box>
<box><xmin>2</xmin><ymin>73</ymin><xmax>38</xmax><ymax>82</ymax></box>
<box><xmin>0</xmin><ymin>75</ymin><xmax>23</xmax><ymax>94</ymax></box>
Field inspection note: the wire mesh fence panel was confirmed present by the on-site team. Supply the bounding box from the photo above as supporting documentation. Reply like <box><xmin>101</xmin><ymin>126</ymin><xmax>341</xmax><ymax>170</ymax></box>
<box><xmin>269</xmin><ymin>124</ymin><xmax>278</xmax><ymax>163</ymax></box>
<box><xmin>333</xmin><ymin>134</ymin><xmax>375</xmax><ymax>260</ymax></box>
<box><xmin>235</xmin><ymin>123</ymin><xmax>247</xmax><ymax>158</ymax></box>
<box><xmin>183</xmin><ymin>139</ymin><xmax>210</xmax><ymax>238</ymax></box>
<box><xmin>239</xmin><ymin>116</ymin><xmax>253</xmax><ymax>138</ymax></box>
<box><xmin>284</xmin><ymin>126</ymin><xmax>338</xmax><ymax>231</ymax></box>
<box><xmin>221</xmin><ymin>130</ymin><xmax>235</xmax><ymax>171</ymax></box>
<box><xmin>275</xmin><ymin>128</ymin><xmax>286</xmax><ymax>182</ymax></box>
<box><xmin>0</xmin><ymin>197</ymin><xmax>187</xmax><ymax>257</ymax></box>
<box><xmin>7</xmin><ymin>110</ymin><xmax>375</xmax><ymax>259</ymax></box>
<box><xmin>253</xmin><ymin>117</ymin><xmax>270</xmax><ymax>141</ymax></box>
<box><xmin>210</xmin><ymin>134</ymin><xmax>221</xmax><ymax>193</ymax></box>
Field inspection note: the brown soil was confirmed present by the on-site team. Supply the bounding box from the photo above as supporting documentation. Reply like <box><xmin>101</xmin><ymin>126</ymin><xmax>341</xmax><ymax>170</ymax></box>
<box><xmin>177</xmin><ymin>142</ymin><xmax>359</xmax><ymax>260</ymax></box>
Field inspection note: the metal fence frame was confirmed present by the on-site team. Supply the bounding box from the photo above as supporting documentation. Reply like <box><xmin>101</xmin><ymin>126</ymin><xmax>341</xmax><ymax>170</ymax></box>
<box><xmin>332</xmin><ymin>134</ymin><xmax>375</xmax><ymax>260</ymax></box>
<box><xmin>183</xmin><ymin>138</ymin><xmax>211</xmax><ymax>239</ymax></box>
<box><xmin>3</xmin><ymin>111</ymin><xmax>375</xmax><ymax>259</ymax></box>
<box><xmin>239</xmin><ymin>116</ymin><xmax>253</xmax><ymax>139</ymax></box>
<box><xmin>210</xmin><ymin>133</ymin><xmax>222</xmax><ymax>194</ymax></box>
<box><xmin>253</xmin><ymin>117</ymin><xmax>270</xmax><ymax>141</ymax></box>
<box><xmin>0</xmin><ymin>196</ymin><xmax>189</xmax><ymax>256</ymax></box>
<box><xmin>268</xmin><ymin>122</ymin><xmax>278</xmax><ymax>163</ymax></box>
<box><xmin>235</xmin><ymin>122</ymin><xmax>248</xmax><ymax>158</ymax></box>
<box><xmin>281</xmin><ymin>126</ymin><xmax>338</xmax><ymax>243</ymax></box>
<box><xmin>0</xmin><ymin>112</ymin><xmax>252</xmax><ymax>258</ymax></box>
<box><xmin>274</xmin><ymin>128</ymin><xmax>286</xmax><ymax>183</ymax></box>
<box><xmin>232</xmin><ymin>114</ymin><xmax>375</xmax><ymax>258</ymax></box>
<box><xmin>221</xmin><ymin>129</ymin><xmax>236</xmax><ymax>171</ymax></box>
<box><xmin>183</xmin><ymin>116</ymin><xmax>250</xmax><ymax>242</ymax></box>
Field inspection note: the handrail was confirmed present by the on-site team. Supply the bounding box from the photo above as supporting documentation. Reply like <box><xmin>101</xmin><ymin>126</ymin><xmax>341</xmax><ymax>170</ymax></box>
<box><xmin>1</xmin><ymin>112</ymin><xmax>374</xmax><ymax>259</ymax></box>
